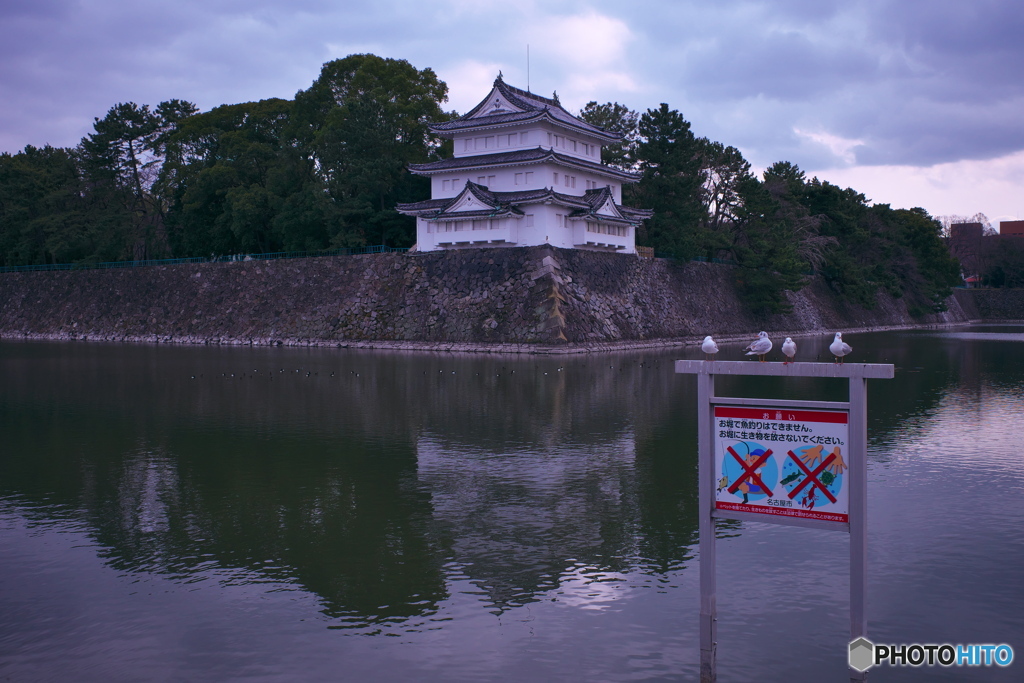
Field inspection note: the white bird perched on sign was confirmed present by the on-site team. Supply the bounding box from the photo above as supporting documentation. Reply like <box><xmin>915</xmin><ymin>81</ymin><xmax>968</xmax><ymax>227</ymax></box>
<box><xmin>744</xmin><ymin>331</ymin><xmax>772</xmax><ymax>362</ymax></box>
<box><xmin>830</xmin><ymin>332</ymin><xmax>853</xmax><ymax>363</ymax></box>
<box><xmin>782</xmin><ymin>337</ymin><xmax>797</xmax><ymax>364</ymax></box>
<box><xmin>701</xmin><ymin>335</ymin><xmax>719</xmax><ymax>361</ymax></box>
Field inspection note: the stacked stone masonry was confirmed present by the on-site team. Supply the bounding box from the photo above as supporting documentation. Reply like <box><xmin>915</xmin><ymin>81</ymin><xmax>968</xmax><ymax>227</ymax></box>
<box><xmin>0</xmin><ymin>247</ymin><xmax>1016</xmax><ymax>351</ymax></box>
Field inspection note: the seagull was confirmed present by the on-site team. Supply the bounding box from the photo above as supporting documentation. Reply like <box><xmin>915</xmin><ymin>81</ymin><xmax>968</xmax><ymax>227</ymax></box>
<box><xmin>744</xmin><ymin>331</ymin><xmax>772</xmax><ymax>362</ymax></box>
<box><xmin>701</xmin><ymin>335</ymin><xmax>719</xmax><ymax>361</ymax></box>
<box><xmin>830</xmin><ymin>332</ymin><xmax>853</xmax><ymax>364</ymax></box>
<box><xmin>782</xmin><ymin>337</ymin><xmax>797</xmax><ymax>364</ymax></box>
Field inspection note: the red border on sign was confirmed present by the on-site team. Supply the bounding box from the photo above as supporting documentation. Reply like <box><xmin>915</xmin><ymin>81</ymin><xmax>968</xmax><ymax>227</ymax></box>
<box><xmin>716</xmin><ymin>501</ymin><xmax>848</xmax><ymax>524</ymax></box>
<box><xmin>714</xmin><ymin>406</ymin><xmax>848</xmax><ymax>424</ymax></box>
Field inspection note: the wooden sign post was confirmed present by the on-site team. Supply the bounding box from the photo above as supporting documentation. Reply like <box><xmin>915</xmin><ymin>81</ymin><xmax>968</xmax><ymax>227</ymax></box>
<box><xmin>674</xmin><ymin>360</ymin><xmax>894</xmax><ymax>683</ymax></box>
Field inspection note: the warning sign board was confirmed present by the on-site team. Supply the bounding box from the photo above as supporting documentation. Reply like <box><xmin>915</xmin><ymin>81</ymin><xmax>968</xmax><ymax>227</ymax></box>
<box><xmin>714</xmin><ymin>406</ymin><xmax>849</xmax><ymax>524</ymax></box>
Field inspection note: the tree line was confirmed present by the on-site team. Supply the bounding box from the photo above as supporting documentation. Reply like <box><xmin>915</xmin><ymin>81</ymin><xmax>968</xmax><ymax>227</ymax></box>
<box><xmin>1</xmin><ymin>53</ymin><xmax>962</xmax><ymax>314</ymax></box>
<box><xmin>578</xmin><ymin>101</ymin><xmax>961</xmax><ymax>314</ymax></box>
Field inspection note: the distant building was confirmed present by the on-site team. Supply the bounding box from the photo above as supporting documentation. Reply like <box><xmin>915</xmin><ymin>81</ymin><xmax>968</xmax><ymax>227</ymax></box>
<box><xmin>948</xmin><ymin>223</ymin><xmax>985</xmax><ymax>283</ymax></box>
<box><xmin>949</xmin><ymin>222</ymin><xmax>984</xmax><ymax>241</ymax></box>
<box><xmin>1000</xmin><ymin>220</ymin><xmax>1024</xmax><ymax>237</ymax></box>
<box><xmin>397</xmin><ymin>75</ymin><xmax>651</xmax><ymax>253</ymax></box>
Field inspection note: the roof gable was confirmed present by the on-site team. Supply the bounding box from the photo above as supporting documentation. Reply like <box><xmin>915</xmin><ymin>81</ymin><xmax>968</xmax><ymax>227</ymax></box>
<box><xmin>586</xmin><ymin>187</ymin><xmax>625</xmax><ymax>219</ymax></box>
<box><xmin>445</xmin><ymin>181</ymin><xmax>499</xmax><ymax>213</ymax></box>
<box><xmin>441</xmin><ymin>74</ymin><xmax>620</xmax><ymax>141</ymax></box>
<box><xmin>596</xmin><ymin>194</ymin><xmax>621</xmax><ymax>218</ymax></box>
<box><xmin>466</xmin><ymin>86</ymin><xmax>527</xmax><ymax>119</ymax></box>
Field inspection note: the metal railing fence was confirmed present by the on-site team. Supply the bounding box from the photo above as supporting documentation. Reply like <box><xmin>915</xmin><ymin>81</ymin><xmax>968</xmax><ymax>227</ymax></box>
<box><xmin>0</xmin><ymin>245</ymin><xmax>408</xmax><ymax>274</ymax></box>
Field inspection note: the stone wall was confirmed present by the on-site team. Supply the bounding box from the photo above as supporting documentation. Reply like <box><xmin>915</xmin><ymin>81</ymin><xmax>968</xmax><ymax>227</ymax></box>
<box><xmin>957</xmin><ymin>288</ymin><xmax>1024</xmax><ymax>321</ymax></box>
<box><xmin>1</xmin><ymin>247</ymin><xmax>1017</xmax><ymax>351</ymax></box>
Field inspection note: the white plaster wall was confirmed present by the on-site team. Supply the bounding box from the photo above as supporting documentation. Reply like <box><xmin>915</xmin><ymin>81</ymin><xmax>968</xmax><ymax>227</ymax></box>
<box><xmin>451</xmin><ymin>122</ymin><xmax>607</xmax><ymax>164</ymax></box>
<box><xmin>416</xmin><ymin>209</ymin><xmax>635</xmax><ymax>253</ymax></box>
<box><xmin>536</xmin><ymin>124</ymin><xmax>605</xmax><ymax>163</ymax></box>
<box><xmin>427</xmin><ymin>163</ymin><xmax>625</xmax><ymax>214</ymax></box>
<box><xmin>452</xmin><ymin>127</ymin><xmax>542</xmax><ymax>158</ymax></box>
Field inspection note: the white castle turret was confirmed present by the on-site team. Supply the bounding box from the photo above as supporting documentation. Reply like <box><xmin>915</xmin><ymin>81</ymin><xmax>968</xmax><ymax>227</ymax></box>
<box><xmin>397</xmin><ymin>75</ymin><xmax>651</xmax><ymax>253</ymax></box>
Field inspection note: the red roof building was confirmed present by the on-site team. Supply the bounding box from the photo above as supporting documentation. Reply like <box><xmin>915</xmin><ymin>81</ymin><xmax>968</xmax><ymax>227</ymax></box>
<box><xmin>1000</xmin><ymin>220</ymin><xmax>1024</xmax><ymax>237</ymax></box>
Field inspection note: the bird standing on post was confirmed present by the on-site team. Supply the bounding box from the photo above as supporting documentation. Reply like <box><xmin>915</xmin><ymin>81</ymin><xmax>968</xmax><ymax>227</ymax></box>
<box><xmin>830</xmin><ymin>332</ymin><xmax>853</xmax><ymax>363</ymax></box>
<box><xmin>782</xmin><ymin>337</ymin><xmax>797</xmax><ymax>364</ymax></box>
<box><xmin>744</xmin><ymin>331</ymin><xmax>773</xmax><ymax>362</ymax></box>
<box><xmin>702</xmin><ymin>335</ymin><xmax>719</xmax><ymax>361</ymax></box>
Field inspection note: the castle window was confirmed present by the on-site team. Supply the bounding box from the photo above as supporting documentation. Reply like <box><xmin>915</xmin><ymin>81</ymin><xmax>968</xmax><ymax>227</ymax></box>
<box><xmin>570</xmin><ymin>140</ymin><xmax>577</xmax><ymax>152</ymax></box>
<box><xmin>526</xmin><ymin>214</ymin><xmax>534</xmax><ymax>227</ymax></box>
<box><xmin>521</xmin><ymin>132</ymin><xmax>529</xmax><ymax>144</ymax></box>
<box><xmin>463</xmin><ymin>139</ymin><xmax>471</xmax><ymax>152</ymax></box>
<box><xmin>553</xmin><ymin>172</ymin><xmax>559</xmax><ymax>185</ymax></box>
<box><xmin>443</xmin><ymin>179</ymin><xmax>450</xmax><ymax>191</ymax></box>
<box><xmin>515</xmin><ymin>172</ymin><xmax>523</xmax><ymax>185</ymax></box>
<box><xmin>556</xmin><ymin>214</ymin><xmax>564</xmax><ymax>227</ymax></box>
<box><xmin>525</xmin><ymin>171</ymin><xmax>533</xmax><ymax>183</ymax></box>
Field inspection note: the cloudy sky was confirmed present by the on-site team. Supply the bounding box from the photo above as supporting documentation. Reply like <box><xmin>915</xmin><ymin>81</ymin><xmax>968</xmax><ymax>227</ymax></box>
<box><xmin>3</xmin><ymin>0</ymin><xmax>1022</xmax><ymax>226</ymax></box>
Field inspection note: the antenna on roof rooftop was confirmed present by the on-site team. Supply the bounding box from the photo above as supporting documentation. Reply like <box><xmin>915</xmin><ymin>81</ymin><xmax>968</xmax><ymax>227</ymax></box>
<box><xmin>527</xmin><ymin>44</ymin><xmax>530</xmax><ymax>92</ymax></box>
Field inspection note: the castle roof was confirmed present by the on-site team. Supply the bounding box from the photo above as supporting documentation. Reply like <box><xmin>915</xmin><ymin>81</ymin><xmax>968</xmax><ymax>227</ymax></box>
<box><xmin>397</xmin><ymin>182</ymin><xmax>651</xmax><ymax>224</ymax></box>
<box><xmin>430</xmin><ymin>75</ymin><xmax>620</xmax><ymax>142</ymax></box>
<box><xmin>408</xmin><ymin>147</ymin><xmax>640</xmax><ymax>181</ymax></box>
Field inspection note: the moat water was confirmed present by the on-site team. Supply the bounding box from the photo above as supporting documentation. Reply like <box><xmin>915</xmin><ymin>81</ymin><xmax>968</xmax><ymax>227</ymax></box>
<box><xmin>1</xmin><ymin>327</ymin><xmax>1022</xmax><ymax>681</ymax></box>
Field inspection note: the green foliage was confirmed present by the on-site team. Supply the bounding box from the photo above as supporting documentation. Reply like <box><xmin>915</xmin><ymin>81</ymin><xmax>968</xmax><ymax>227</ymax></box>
<box><xmin>2</xmin><ymin>53</ymin><xmax>448</xmax><ymax>266</ymax></box>
<box><xmin>0</xmin><ymin>145</ymin><xmax>92</xmax><ymax>266</ymax></box>
<box><xmin>980</xmin><ymin>237</ymin><xmax>1024</xmax><ymax>288</ymax></box>
<box><xmin>795</xmin><ymin>177</ymin><xmax>959</xmax><ymax>314</ymax></box>
<box><xmin>728</xmin><ymin>173</ymin><xmax>808</xmax><ymax>314</ymax></box>
<box><xmin>294</xmin><ymin>54</ymin><xmax>449</xmax><ymax>248</ymax></box>
<box><xmin>891</xmin><ymin>207</ymin><xmax>961</xmax><ymax>311</ymax></box>
<box><xmin>628</xmin><ymin>104</ymin><xmax>705</xmax><ymax>259</ymax></box>
<box><xmin>78</xmin><ymin>100</ymin><xmax>198</xmax><ymax>260</ymax></box>
<box><xmin>578</xmin><ymin>101</ymin><xmax>638</xmax><ymax>170</ymax></box>
<box><xmin>621</xmin><ymin>108</ymin><xmax>812</xmax><ymax>313</ymax></box>
<box><xmin>160</xmin><ymin>98</ymin><xmax>303</xmax><ymax>255</ymax></box>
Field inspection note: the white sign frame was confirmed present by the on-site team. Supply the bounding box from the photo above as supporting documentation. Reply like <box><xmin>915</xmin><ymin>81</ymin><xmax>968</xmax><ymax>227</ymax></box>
<box><xmin>675</xmin><ymin>360</ymin><xmax>894</xmax><ymax>683</ymax></box>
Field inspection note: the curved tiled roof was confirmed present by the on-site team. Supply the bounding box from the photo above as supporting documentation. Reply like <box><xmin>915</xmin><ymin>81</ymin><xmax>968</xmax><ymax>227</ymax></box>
<box><xmin>408</xmin><ymin>148</ymin><xmax>640</xmax><ymax>181</ymax></box>
<box><xmin>431</xmin><ymin>76</ymin><xmax>620</xmax><ymax>141</ymax></box>
<box><xmin>397</xmin><ymin>181</ymin><xmax>651</xmax><ymax>224</ymax></box>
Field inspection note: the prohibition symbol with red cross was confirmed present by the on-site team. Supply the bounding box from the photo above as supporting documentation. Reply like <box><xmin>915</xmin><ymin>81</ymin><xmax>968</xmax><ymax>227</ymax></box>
<box><xmin>785</xmin><ymin>449</ymin><xmax>837</xmax><ymax>504</ymax></box>
<box><xmin>726</xmin><ymin>445</ymin><xmax>773</xmax><ymax>498</ymax></box>
<box><xmin>713</xmin><ymin>406</ymin><xmax>849</xmax><ymax>524</ymax></box>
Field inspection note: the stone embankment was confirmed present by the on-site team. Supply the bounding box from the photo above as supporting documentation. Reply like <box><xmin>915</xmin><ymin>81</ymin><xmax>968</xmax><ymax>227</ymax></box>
<box><xmin>0</xmin><ymin>246</ymin><xmax>1017</xmax><ymax>353</ymax></box>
